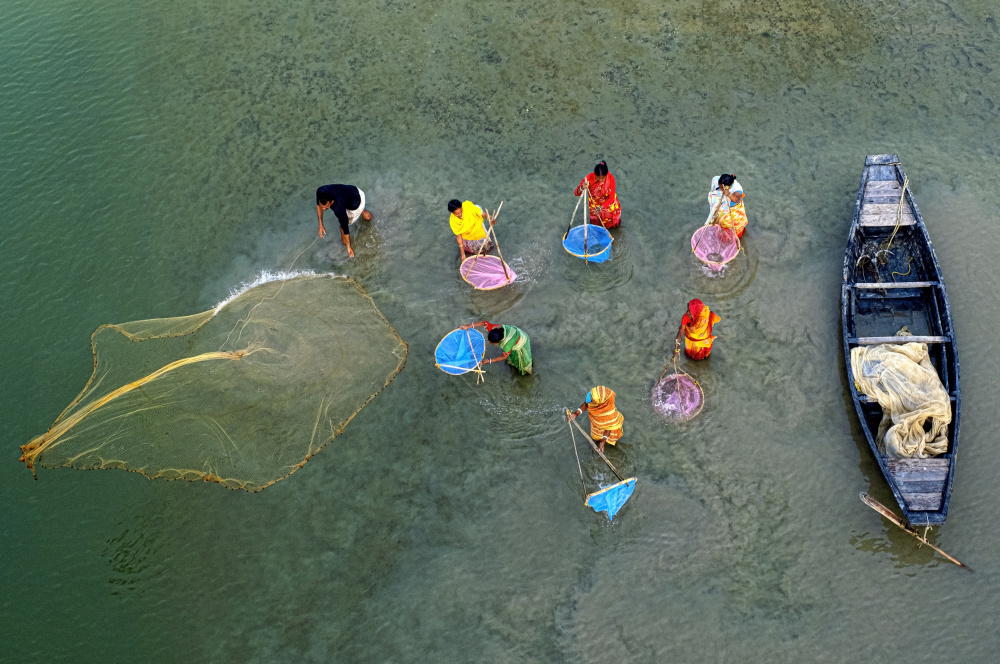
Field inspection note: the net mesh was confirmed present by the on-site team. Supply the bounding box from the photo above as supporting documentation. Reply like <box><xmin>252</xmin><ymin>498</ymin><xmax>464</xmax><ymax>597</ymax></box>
<box><xmin>585</xmin><ymin>478</ymin><xmax>637</xmax><ymax>521</ymax></box>
<box><xmin>20</xmin><ymin>272</ymin><xmax>407</xmax><ymax>491</ymax></box>
<box><xmin>652</xmin><ymin>371</ymin><xmax>704</xmax><ymax>422</ymax></box>
<box><xmin>563</xmin><ymin>225</ymin><xmax>613</xmax><ymax>263</ymax></box>
<box><xmin>435</xmin><ymin>328</ymin><xmax>486</xmax><ymax>375</ymax></box>
<box><xmin>850</xmin><ymin>334</ymin><xmax>951</xmax><ymax>458</ymax></box>
<box><xmin>691</xmin><ymin>225</ymin><xmax>740</xmax><ymax>270</ymax></box>
<box><xmin>460</xmin><ymin>255</ymin><xmax>517</xmax><ymax>290</ymax></box>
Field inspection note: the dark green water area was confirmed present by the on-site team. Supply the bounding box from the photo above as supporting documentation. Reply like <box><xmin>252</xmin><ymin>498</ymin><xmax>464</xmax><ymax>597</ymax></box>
<box><xmin>2</xmin><ymin>0</ymin><xmax>999</xmax><ymax>661</ymax></box>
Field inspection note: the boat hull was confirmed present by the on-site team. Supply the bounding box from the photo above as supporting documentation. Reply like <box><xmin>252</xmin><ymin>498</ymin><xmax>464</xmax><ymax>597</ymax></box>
<box><xmin>841</xmin><ymin>154</ymin><xmax>961</xmax><ymax>527</ymax></box>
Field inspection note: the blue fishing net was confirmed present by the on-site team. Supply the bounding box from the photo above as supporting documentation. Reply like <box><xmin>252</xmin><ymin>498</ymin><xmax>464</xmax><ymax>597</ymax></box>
<box><xmin>585</xmin><ymin>478</ymin><xmax>637</xmax><ymax>521</ymax></box>
<box><xmin>434</xmin><ymin>328</ymin><xmax>486</xmax><ymax>375</ymax></box>
<box><xmin>563</xmin><ymin>225</ymin><xmax>613</xmax><ymax>263</ymax></box>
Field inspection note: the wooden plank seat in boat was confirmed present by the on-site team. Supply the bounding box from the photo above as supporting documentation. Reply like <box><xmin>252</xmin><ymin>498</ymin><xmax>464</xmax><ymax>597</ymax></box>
<box><xmin>865</xmin><ymin>180</ymin><xmax>903</xmax><ymax>192</ymax></box>
<box><xmin>849</xmin><ymin>335</ymin><xmax>949</xmax><ymax>344</ymax></box>
<box><xmin>859</xmin><ymin>203</ymin><xmax>916</xmax><ymax>227</ymax></box>
<box><xmin>887</xmin><ymin>458</ymin><xmax>949</xmax><ymax>512</ymax></box>
<box><xmin>852</xmin><ymin>281</ymin><xmax>938</xmax><ymax>289</ymax></box>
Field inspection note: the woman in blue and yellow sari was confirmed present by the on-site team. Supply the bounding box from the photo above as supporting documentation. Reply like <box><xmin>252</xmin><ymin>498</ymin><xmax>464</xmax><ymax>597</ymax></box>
<box><xmin>566</xmin><ymin>386</ymin><xmax>624</xmax><ymax>453</ymax></box>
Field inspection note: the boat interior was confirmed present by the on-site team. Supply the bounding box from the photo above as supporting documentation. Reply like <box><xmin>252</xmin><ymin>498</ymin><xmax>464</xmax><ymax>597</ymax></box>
<box><xmin>842</xmin><ymin>162</ymin><xmax>959</xmax><ymax>524</ymax></box>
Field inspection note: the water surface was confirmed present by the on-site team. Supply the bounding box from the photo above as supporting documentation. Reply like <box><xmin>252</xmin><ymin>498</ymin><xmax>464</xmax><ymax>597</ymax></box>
<box><xmin>2</xmin><ymin>0</ymin><xmax>1000</xmax><ymax>661</ymax></box>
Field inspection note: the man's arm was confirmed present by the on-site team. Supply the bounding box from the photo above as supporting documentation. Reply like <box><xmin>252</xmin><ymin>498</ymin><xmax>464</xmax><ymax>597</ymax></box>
<box><xmin>317</xmin><ymin>205</ymin><xmax>327</xmax><ymax>237</ymax></box>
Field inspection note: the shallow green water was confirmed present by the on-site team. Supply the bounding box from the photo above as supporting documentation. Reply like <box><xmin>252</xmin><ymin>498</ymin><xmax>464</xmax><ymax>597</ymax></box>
<box><xmin>3</xmin><ymin>0</ymin><xmax>1000</xmax><ymax>661</ymax></box>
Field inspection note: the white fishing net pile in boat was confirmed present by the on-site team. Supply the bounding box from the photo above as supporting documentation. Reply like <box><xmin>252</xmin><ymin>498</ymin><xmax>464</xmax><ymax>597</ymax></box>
<box><xmin>850</xmin><ymin>330</ymin><xmax>951</xmax><ymax>459</ymax></box>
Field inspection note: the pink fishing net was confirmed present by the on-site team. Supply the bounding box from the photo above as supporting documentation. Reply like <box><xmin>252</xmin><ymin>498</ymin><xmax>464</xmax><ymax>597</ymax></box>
<box><xmin>691</xmin><ymin>226</ymin><xmax>740</xmax><ymax>271</ymax></box>
<box><xmin>652</xmin><ymin>372</ymin><xmax>704</xmax><ymax>422</ymax></box>
<box><xmin>460</xmin><ymin>255</ymin><xmax>517</xmax><ymax>290</ymax></box>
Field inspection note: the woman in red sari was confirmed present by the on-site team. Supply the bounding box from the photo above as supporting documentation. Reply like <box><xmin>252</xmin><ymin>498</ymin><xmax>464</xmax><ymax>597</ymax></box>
<box><xmin>574</xmin><ymin>161</ymin><xmax>621</xmax><ymax>228</ymax></box>
<box><xmin>675</xmin><ymin>299</ymin><xmax>721</xmax><ymax>360</ymax></box>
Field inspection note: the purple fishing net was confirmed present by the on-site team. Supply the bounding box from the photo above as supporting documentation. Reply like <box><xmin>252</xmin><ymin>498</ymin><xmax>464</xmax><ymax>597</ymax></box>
<box><xmin>460</xmin><ymin>255</ymin><xmax>517</xmax><ymax>290</ymax></box>
<box><xmin>652</xmin><ymin>372</ymin><xmax>704</xmax><ymax>422</ymax></box>
<box><xmin>691</xmin><ymin>225</ymin><xmax>740</xmax><ymax>271</ymax></box>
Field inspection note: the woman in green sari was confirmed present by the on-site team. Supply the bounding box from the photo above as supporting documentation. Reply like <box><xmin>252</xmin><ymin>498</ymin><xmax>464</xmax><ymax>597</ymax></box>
<box><xmin>460</xmin><ymin>321</ymin><xmax>533</xmax><ymax>375</ymax></box>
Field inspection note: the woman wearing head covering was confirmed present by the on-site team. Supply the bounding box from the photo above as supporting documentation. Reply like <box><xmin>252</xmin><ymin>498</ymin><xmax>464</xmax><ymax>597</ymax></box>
<box><xmin>460</xmin><ymin>320</ymin><xmax>533</xmax><ymax>375</ymax></box>
<box><xmin>676</xmin><ymin>299</ymin><xmax>722</xmax><ymax>360</ymax></box>
<box><xmin>566</xmin><ymin>386</ymin><xmax>624</xmax><ymax>453</ymax></box>
<box><xmin>707</xmin><ymin>173</ymin><xmax>747</xmax><ymax>238</ymax></box>
<box><xmin>574</xmin><ymin>161</ymin><xmax>622</xmax><ymax>229</ymax></box>
<box><xmin>448</xmin><ymin>199</ymin><xmax>495</xmax><ymax>260</ymax></box>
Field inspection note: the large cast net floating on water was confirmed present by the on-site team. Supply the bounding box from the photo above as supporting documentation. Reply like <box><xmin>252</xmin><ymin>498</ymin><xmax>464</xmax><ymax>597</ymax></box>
<box><xmin>691</xmin><ymin>225</ymin><xmax>740</xmax><ymax>271</ymax></box>
<box><xmin>19</xmin><ymin>272</ymin><xmax>407</xmax><ymax>492</ymax></box>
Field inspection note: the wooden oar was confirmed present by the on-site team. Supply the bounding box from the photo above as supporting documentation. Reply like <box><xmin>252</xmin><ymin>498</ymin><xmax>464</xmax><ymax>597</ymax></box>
<box><xmin>582</xmin><ymin>188</ymin><xmax>589</xmax><ymax>263</ymax></box>
<box><xmin>568</xmin><ymin>412</ymin><xmax>624</xmax><ymax>482</ymax></box>
<box><xmin>859</xmin><ymin>492</ymin><xmax>973</xmax><ymax>573</ymax></box>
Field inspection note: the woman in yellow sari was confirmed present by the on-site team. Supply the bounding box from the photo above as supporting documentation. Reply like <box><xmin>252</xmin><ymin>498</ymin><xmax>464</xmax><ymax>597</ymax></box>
<box><xmin>448</xmin><ymin>199</ymin><xmax>494</xmax><ymax>260</ymax></box>
<box><xmin>675</xmin><ymin>299</ymin><xmax>721</xmax><ymax>360</ymax></box>
<box><xmin>567</xmin><ymin>386</ymin><xmax>624</xmax><ymax>453</ymax></box>
<box><xmin>707</xmin><ymin>173</ymin><xmax>748</xmax><ymax>238</ymax></box>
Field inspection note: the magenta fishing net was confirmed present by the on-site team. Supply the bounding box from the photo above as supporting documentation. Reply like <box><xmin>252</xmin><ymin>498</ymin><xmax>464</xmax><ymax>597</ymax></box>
<box><xmin>460</xmin><ymin>255</ymin><xmax>517</xmax><ymax>290</ymax></box>
<box><xmin>652</xmin><ymin>372</ymin><xmax>704</xmax><ymax>422</ymax></box>
<box><xmin>691</xmin><ymin>225</ymin><xmax>740</xmax><ymax>271</ymax></box>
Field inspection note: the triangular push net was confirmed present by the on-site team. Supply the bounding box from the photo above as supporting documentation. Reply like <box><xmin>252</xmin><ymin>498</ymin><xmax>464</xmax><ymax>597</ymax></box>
<box><xmin>585</xmin><ymin>478</ymin><xmax>636</xmax><ymax>521</ymax></box>
<box><xmin>460</xmin><ymin>255</ymin><xmax>517</xmax><ymax>290</ymax></box>
<box><xmin>691</xmin><ymin>225</ymin><xmax>740</xmax><ymax>271</ymax></box>
<box><xmin>563</xmin><ymin>225</ymin><xmax>613</xmax><ymax>263</ymax></box>
<box><xmin>19</xmin><ymin>272</ymin><xmax>408</xmax><ymax>492</ymax></box>
<box><xmin>435</xmin><ymin>328</ymin><xmax>486</xmax><ymax>375</ymax></box>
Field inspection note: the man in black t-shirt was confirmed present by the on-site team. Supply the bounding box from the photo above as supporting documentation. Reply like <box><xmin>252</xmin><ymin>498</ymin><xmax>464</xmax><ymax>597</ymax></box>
<box><xmin>316</xmin><ymin>184</ymin><xmax>372</xmax><ymax>258</ymax></box>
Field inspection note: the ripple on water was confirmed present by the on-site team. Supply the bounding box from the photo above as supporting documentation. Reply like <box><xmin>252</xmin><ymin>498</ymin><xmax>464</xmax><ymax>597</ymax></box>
<box><xmin>687</xmin><ymin>231</ymin><xmax>759</xmax><ymax>302</ymax></box>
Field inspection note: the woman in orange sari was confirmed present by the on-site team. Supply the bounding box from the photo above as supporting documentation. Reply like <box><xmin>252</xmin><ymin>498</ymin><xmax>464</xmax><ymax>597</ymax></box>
<box><xmin>566</xmin><ymin>386</ymin><xmax>624</xmax><ymax>453</ymax></box>
<box><xmin>574</xmin><ymin>161</ymin><xmax>621</xmax><ymax>228</ymax></box>
<box><xmin>675</xmin><ymin>299</ymin><xmax>721</xmax><ymax>360</ymax></box>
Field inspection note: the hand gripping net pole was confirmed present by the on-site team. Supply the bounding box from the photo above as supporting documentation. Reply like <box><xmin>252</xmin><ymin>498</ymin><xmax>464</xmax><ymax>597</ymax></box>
<box><xmin>562</xmin><ymin>186</ymin><xmax>613</xmax><ymax>263</ymax></box>
<box><xmin>692</xmin><ymin>192</ymin><xmax>741</xmax><ymax>270</ymax></box>
<box><xmin>567</xmin><ymin>410</ymin><xmax>636</xmax><ymax>521</ymax></box>
<box><xmin>19</xmin><ymin>272</ymin><xmax>408</xmax><ymax>492</ymax></box>
<box><xmin>459</xmin><ymin>204</ymin><xmax>517</xmax><ymax>290</ymax></box>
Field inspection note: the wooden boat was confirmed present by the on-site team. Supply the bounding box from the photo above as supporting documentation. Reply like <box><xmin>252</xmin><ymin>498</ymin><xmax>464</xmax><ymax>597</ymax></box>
<box><xmin>841</xmin><ymin>154</ymin><xmax>961</xmax><ymax>527</ymax></box>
